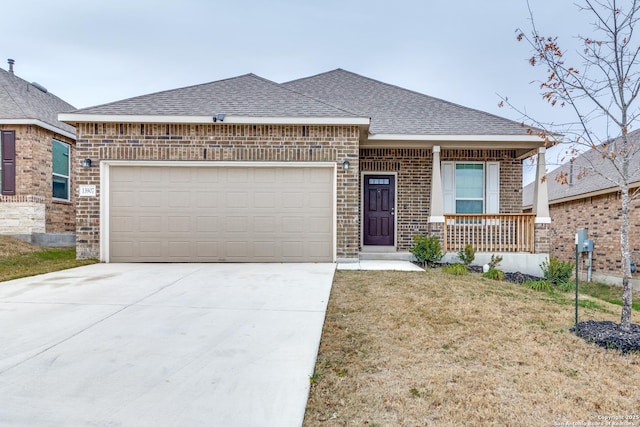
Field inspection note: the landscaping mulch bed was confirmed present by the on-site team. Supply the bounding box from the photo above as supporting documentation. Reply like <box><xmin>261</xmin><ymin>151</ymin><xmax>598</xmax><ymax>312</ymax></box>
<box><xmin>504</xmin><ymin>271</ymin><xmax>540</xmax><ymax>284</ymax></box>
<box><xmin>571</xmin><ymin>320</ymin><xmax>640</xmax><ymax>353</ymax></box>
<box><xmin>457</xmin><ymin>264</ymin><xmax>541</xmax><ymax>284</ymax></box>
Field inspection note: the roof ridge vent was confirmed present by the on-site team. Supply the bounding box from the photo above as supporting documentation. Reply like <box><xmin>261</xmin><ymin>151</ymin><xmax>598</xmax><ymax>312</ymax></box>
<box><xmin>31</xmin><ymin>82</ymin><xmax>48</xmax><ymax>93</ymax></box>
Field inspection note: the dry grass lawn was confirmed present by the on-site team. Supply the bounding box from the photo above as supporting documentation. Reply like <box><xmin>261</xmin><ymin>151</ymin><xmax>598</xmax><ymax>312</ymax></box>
<box><xmin>304</xmin><ymin>269</ymin><xmax>640</xmax><ymax>427</ymax></box>
<box><xmin>0</xmin><ymin>235</ymin><xmax>41</xmax><ymax>257</ymax></box>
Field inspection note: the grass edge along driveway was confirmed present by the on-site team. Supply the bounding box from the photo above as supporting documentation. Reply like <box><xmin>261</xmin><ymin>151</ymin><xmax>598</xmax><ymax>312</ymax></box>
<box><xmin>0</xmin><ymin>236</ymin><xmax>96</xmax><ymax>282</ymax></box>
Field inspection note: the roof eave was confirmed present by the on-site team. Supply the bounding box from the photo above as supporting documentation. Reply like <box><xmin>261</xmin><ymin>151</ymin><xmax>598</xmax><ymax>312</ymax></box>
<box><xmin>367</xmin><ymin>133</ymin><xmax>546</xmax><ymax>143</ymax></box>
<box><xmin>523</xmin><ymin>180</ymin><xmax>640</xmax><ymax>209</ymax></box>
<box><xmin>0</xmin><ymin>119</ymin><xmax>76</xmax><ymax>140</ymax></box>
<box><xmin>362</xmin><ymin>134</ymin><xmax>545</xmax><ymax>157</ymax></box>
<box><xmin>58</xmin><ymin>113</ymin><xmax>370</xmax><ymax>126</ymax></box>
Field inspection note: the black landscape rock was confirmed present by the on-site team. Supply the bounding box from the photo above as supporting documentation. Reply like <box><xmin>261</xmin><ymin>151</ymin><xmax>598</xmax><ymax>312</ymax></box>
<box><xmin>571</xmin><ymin>320</ymin><xmax>640</xmax><ymax>353</ymax></box>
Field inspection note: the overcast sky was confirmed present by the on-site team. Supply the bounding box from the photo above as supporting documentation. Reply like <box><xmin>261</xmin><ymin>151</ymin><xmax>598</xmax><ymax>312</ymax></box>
<box><xmin>1</xmin><ymin>0</ymin><xmax>601</xmax><ymax>184</ymax></box>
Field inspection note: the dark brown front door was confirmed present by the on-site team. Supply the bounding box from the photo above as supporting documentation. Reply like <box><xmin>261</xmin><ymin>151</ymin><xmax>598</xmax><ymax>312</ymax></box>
<box><xmin>363</xmin><ymin>175</ymin><xmax>395</xmax><ymax>246</ymax></box>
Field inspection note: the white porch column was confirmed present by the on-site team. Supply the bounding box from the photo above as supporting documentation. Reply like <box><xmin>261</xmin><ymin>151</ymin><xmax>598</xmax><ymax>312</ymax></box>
<box><xmin>429</xmin><ymin>145</ymin><xmax>445</xmax><ymax>223</ymax></box>
<box><xmin>533</xmin><ymin>146</ymin><xmax>551</xmax><ymax>223</ymax></box>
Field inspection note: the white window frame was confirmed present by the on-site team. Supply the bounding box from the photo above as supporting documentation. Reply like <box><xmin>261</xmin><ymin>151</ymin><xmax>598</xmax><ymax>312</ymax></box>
<box><xmin>52</xmin><ymin>139</ymin><xmax>70</xmax><ymax>201</ymax></box>
<box><xmin>455</xmin><ymin>162</ymin><xmax>484</xmax><ymax>214</ymax></box>
<box><xmin>442</xmin><ymin>161</ymin><xmax>499</xmax><ymax>214</ymax></box>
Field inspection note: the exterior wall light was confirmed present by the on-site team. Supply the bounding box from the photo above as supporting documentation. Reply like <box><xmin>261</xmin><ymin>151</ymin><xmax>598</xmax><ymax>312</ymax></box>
<box><xmin>81</xmin><ymin>158</ymin><xmax>92</xmax><ymax>168</ymax></box>
<box><xmin>342</xmin><ymin>160</ymin><xmax>350</xmax><ymax>170</ymax></box>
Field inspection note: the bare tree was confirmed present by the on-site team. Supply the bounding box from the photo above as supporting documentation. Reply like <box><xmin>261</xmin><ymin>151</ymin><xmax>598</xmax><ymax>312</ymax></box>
<box><xmin>509</xmin><ymin>0</ymin><xmax>640</xmax><ymax>331</ymax></box>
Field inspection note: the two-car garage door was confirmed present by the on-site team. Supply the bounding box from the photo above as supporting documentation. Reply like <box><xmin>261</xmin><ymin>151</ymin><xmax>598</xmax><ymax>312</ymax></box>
<box><xmin>108</xmin><ymin>164</ymin><xmax>334</xmax><ymax>262</ymax></box>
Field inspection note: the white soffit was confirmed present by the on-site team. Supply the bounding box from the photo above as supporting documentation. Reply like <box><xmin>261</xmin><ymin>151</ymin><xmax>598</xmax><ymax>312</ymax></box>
<box><xmin>367</xmin><ymin>133</ymin><xmax>545</xmax><ymax>143</ymax></box>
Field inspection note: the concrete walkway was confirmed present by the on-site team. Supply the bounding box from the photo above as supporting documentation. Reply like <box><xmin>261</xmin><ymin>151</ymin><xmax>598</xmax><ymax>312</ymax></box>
<box><xmin>0</xmin><ymin>263</ymin><xmax>335</xmax><ymax>427</ymax></box>
<box><xmin>337</xmin><ymin>260</ymin><xmax>423</xmax><ymax>271</ymax></box>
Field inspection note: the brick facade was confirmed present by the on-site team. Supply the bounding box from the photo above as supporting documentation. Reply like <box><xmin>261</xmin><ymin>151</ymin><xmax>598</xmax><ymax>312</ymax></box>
<box><xmin>360</xmin><ymin>148</ymin><xmax>432</xmax><ymax>249</ymax></box>
<box><xmin>548</xmin><ymin>191</ymin><xmax>640</xmax><ymax>280</ymax></box>
<box><xmin>0</xmin><ymin>124</ymin><xmax>75</xmax><ymax>235</ymax></box>
<box><xmin>73</xmin><ymin>122</ymin><xmax>360</xmax><ymax>260</ymax></box>
<box><xmin>441</xmin><ymin>149</ymin><xmax>523</xmax><ymax>214</ymax></box>
<box><xmin>360</xmin><ymin>148</ymin><xmax>523</xmax><ymax>251</ymax></box>
<box><xmin>72</xmin><ymin>123</ymin><xmax>535</xmax><ymax>260</ymax></box>
<box><xmin>534</xmin><ymin>223</ymin><xmax>551</xmax><ymax>254</ymax></box>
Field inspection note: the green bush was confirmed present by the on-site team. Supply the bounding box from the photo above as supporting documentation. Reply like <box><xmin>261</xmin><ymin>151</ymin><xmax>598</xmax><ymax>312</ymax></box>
<box><xmin>540</xmin><ymin>257</ymin><xmax>574</xmax><ymax>286</ymax></box>
<box><xmin>443</xmin><ymin>263</ymin><xmax>468</xmax><ymax>275</ymax></box>
<box><xmin>410</xmin><ymin>235</ymin><xmax>443</xmax><ymax>266</ymax></box>
<box><xmin>488</xmin><ymin>254</ymin><xmax>503</xmax><ymax>270</ymax></box>
<box><xmin>483</xmin><ymin>268</ymin><xmax>505</xmax><ymax>281</ymax></box>
<box><xmin>524</xmin><ymin>279</ymin><xmax>552</xmax><ymax>292</ymax></box>
<box><xmin>457</xmin><ymin>244</ymin><xmax>475</xmax><ymax>266</ymax></box>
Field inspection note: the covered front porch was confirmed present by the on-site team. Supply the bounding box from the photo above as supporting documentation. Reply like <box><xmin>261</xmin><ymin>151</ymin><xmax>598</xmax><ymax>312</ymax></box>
<box><xmin>358</xmin><ymin>144</ymin><xmax>552</xmax><ymax>276</ymax></box>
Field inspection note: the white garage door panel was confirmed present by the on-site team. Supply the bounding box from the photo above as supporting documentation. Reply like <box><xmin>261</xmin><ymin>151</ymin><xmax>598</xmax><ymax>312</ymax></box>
<box><xmin>109</xmin><ymin>165</ymin><xmax>333</xmax><ymax>262</ymax></box>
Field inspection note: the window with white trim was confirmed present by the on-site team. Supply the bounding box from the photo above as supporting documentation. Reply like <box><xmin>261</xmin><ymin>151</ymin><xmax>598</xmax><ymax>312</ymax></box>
<box><xmin>52</xmin><ymin>140</ymin><xmax>70</xmax><ymax>200</ymax></box>
<box><xmin>442</xmin><ymin>161</ymin><xmax>499</xmax><ymax>214</ymax></box>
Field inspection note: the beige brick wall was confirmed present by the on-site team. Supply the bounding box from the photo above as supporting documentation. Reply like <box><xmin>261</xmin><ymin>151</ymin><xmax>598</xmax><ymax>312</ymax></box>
<box><xmin>549</xmin><ymin>191</ymin><xmax>640</xmax><ymax>280</ymax></box>
<box><xmin>73</xmin><ymin>122</ymin><xmax>360</xmax><ymax>260</ymax></box>
<box><xmin>534</xmin><ymin>223</ymin><xmax>551</xmax><ymax>254</ymax></box>
<box><xmin>0</xmin><ymin>124</ymin><xmax>75</xmax><ymax>234</ymax></box>
<box><xmin>360</xmin><ymin>148</ymin><xmax>523</xmax><ymax>251</ymax></box>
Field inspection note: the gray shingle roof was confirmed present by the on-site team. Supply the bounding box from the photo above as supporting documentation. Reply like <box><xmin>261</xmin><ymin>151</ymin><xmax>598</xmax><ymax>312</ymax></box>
<box><xmin>0</xmin><ymin>68</ymin><xmax>75</xmax><ymax>135</ymax></box>
<box><xmin>523</xmin><ymin>130</ymin><xmax>640</xmax><ymax>206</ymax></box>
<box><xmin>283</xmin><ymin>69</ymin><xmax>531</xmax><ymax>136</ymax></box>
<box><xmin>74</xmin><ymin>74</ymin><xmax>361</xmax><ymax>119</ymax></box>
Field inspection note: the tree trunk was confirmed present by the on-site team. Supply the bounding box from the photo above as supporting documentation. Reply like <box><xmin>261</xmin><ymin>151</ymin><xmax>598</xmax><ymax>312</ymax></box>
<box><xmin>620</xmin><ymin>184</ymin><xmax>633</xmax><ymax>331</ymax></box>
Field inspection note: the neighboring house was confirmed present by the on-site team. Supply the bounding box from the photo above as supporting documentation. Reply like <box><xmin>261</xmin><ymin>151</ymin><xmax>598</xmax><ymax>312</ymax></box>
<box><xmin>60</xmin><ymin>69</ymin><xmax>551</xmax><ymax>274</ymax></box>
<box><xmin>0</xmin><ymin>60</ymin><xmax>77</xmax><ymax>245</ymax></box>
<box><xmin>523</xmin><ymin>130</ymin><xmax>640</xmax><ymax>286</ymax></box>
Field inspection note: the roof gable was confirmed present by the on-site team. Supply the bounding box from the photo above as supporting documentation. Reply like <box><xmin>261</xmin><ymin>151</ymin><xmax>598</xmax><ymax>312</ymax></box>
<box><xmin>283</xmin><ymin>69</ymin><xmax>531</xmax><ymax>136</ymax></box>
<box><xmin>523</xmin><ymin>130</ymin><xmax>640</xmax><ymax>206</ymax></box>
<box><xmin>73</xmin><ymin>73</ymin><xmax>361</xmax><ymax>119</ymax></box>
<box><xmin>0</xmin><ymin>68</ymin><xmax>76</xmax><ymax>135</ymax></box>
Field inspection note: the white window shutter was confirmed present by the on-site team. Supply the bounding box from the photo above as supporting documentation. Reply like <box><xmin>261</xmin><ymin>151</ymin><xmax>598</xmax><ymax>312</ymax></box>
<box><xmin>442</xmin><ymin>161</ymin><xmax>455</xmax><ymax>214</ymax></box>
<box><xmin>486</xmin><ymin>162</ymin><xmax>500</xmax><ymax>214</ymax></box>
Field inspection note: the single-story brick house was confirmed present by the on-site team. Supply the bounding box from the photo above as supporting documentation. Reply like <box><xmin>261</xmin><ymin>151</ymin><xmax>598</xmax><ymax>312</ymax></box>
<box><xmin>60</xmin><ymin>69</ymin><xmax>551</xmax><ymax>273</ymax></box>
<box><xmin>524</xmin><ymin>130</ymin><xmax>640</xmax><ymax>286</ymax></box>
<box><xmin>0</xmin><ymin>60</ymin><xmax>77</xmax><ymax>245</ymax></box>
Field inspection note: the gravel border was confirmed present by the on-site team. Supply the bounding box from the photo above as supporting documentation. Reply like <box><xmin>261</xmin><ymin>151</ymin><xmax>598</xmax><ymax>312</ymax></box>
<box><xmin>571</xmin><ymin>320</ymin><xmax>640</xmax><ymax>353</ymax></box>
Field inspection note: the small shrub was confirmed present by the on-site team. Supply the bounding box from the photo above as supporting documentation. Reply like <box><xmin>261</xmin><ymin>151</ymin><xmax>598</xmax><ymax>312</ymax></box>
<box><xmin>410</xmin><ymin>235</ymin><xmax>443</xmax><ymax>266</ymax></box>
<box><xmin>541</xmin><ymin>257</ymin><xmax>574</xmax><ymax>286</ymax></box>
<box><xmin>488</xmin><ymin>254</ymin><xmax>503</xmax><ymax>270</ymax></box>
<box><xmin>483</xmin><ymin>268</ymin><xmax>505</xmax><ymax>281</ymax></box>
<box><xmin>524</xmin><ymin>279</ymin><xmax>552</xmax><ymax>292</ymax></box>
<box><xmin>457</xmin><ymin>244</ymin><xmax>475</xmax><ymax>266</ymax></box>
<box><xmin>443</xmin><ymin>263</ymin><xmax>468</xmax><ymax>275</ymax></box>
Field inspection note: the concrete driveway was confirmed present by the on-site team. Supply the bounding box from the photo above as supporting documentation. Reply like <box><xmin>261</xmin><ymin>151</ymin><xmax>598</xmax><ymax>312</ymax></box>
<box><xmin>0</xmin><ymin>263</ymin><xmax>335</xmax><ymax>427</ymax></box>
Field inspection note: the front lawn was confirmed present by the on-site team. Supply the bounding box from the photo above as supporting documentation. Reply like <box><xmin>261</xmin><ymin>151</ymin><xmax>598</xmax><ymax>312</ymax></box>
<box><xmin>0</xmin><ymin>236</ymin><xmax>97</xmax><ymax>282</ymax></box>
<box><xmin>304</xmin><ymin>270</ymin><xmax>640</xmax><ymax>426</ymax></box>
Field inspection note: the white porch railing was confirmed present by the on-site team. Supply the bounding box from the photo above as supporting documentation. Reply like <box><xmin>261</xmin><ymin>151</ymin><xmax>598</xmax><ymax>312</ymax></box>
<box><xmin>443</xmin><ymin>214</ymin><xmax>536</xmax><ymax>253</ymax></box>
